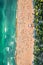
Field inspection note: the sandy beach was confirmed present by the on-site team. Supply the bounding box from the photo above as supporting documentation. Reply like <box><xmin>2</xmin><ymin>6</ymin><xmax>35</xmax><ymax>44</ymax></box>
<box><xmin>16</xmin><ymin>0</ymin><xmax>34</xmax><ymax>65</ymax></box>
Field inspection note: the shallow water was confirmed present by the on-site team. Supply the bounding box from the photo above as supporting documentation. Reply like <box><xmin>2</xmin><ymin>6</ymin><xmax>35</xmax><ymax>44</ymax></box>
<box><xmin>0</xmin><ymin>0</ymin><xmax>17</xmax><ymax>65</ymax></box>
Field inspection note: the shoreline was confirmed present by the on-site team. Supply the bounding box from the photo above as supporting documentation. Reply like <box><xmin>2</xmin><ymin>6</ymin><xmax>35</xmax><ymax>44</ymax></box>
<box><xmin>16</xmin><ymin>0</ymin><xmax>34</xmax><ymax>65</ymax></box>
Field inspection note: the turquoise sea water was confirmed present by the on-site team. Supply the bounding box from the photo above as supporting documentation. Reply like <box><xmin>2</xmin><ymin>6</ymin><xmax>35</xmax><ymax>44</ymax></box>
<box><xmin>0</xmin><ymin>0</ymin><xmax>17</xmax><ymax>65</ymax></box>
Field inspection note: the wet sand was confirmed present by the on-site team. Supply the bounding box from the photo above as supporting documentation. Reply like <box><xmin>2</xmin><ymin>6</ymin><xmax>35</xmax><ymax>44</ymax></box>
<box><xmin>16</xmin><ymin>0</ymin><xmax>34</xmax><ymax>65</ymax></box>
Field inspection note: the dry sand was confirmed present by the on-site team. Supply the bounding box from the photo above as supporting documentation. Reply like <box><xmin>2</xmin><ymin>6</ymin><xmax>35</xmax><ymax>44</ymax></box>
<box><xmin>16</xmin><ymin>0</ymin><xmax>34</xmax><ymax>65</ymax></box>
